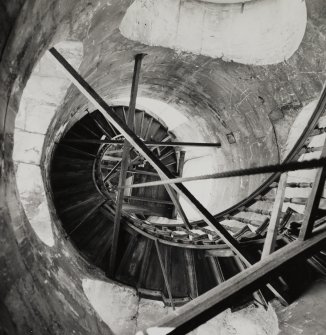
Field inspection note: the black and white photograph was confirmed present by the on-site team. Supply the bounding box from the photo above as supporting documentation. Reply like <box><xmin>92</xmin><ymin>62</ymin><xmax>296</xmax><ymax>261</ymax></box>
<box><xmin>1</xmin><ymin>0</ymin><xmax>326</xmax><ymax>334</ymax></box>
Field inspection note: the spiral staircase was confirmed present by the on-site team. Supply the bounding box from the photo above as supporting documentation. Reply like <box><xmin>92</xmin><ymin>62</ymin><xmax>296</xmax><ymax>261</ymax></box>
<box><xmin>49</xmin><ymin>95</ymin><xmax>326</xmax><ymax>310</ymax></box>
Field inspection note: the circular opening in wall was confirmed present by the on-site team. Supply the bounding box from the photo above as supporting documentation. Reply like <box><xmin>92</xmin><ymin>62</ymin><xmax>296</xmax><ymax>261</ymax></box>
<box><xmin>92</xmin><ymin>106</ymin><xmax>178</xmax><ymax>221</ymax></box>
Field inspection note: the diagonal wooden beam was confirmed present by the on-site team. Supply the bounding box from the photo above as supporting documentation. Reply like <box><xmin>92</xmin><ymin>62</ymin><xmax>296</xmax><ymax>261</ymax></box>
<box><xmin>108</xmin><ymin>53</ymin><xmax>146</xmax><ymax>276</ymax></box>
<box><xmin>261</xmin><ymin>173</ymin><xmax>288</xmax><ymax>258</ymax></box>
<box><xmin>152</xmin><ymin>224</ymin><xmax>326</xmax><ymax>334</ymax></box>
<box><xmin>48</xmin><ymin>47</ymin><xmax>247</xmax><ymax>265</ymax></box>
<box><xmin>299</xmin><ymin>138</ymin><xmax>326</xmax><ymax>241</ymax></box>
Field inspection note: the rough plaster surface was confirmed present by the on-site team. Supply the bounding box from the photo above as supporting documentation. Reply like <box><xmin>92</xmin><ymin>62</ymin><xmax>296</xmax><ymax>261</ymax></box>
<box><xmin>83</xmin><ymin>291</ymin><xmax>279</xmax><ymax>335</ymax></box>
<box><xmin>120</xmin><ymin>0</ymin><xmax>307</xmax><ymax>65</ymax></box>
<box><xmin>275</xmin><ymin>279</ymin><xmax>326</xmax><ymax>335</ymax></box>
<box><xmin>136</xmin><ymin>302</ymin><xmax>279</xmax><ymax>335</ymax></box>
<box><xmin>15</xmin><ymin>163</ymin><xmax>54</xmax><ymax>246</ymax></box>
<box><xmin>82</xmin><ymin>278</ymin><xmax>139</xmax><ymax>335</ymax></box>
<box><xmin>281</xmin><ymin>99</ymin><xmax>319</xmax><ymax>160</ymax></box>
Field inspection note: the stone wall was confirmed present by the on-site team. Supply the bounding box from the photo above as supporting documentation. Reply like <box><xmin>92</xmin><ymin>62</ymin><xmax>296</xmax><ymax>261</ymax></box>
<box><xmin>1</xmin><ymin>0</ymin><xmax>326</xmax><ymax>334</ymax></box>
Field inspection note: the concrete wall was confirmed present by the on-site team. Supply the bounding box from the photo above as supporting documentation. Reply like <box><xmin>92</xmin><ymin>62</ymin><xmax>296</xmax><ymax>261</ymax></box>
<box><xmin>274</xmin><ymin>279</ymin><xmax>326</xmax><ymax>335</ymax></box>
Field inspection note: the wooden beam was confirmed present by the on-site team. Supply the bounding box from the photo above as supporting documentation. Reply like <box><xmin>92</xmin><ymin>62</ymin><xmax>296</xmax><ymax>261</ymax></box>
<box><xmin>173</xmin><ymin>151</ymin><xmax>186</xmax><ymax>219</ymax></box>
<box><xmin>109</xmin><ymin>53</ymin><xmax>145</xmax><ymax>276</ymax></box>
<box><xmin>299</xmin><ymin>138</ymin><xmax>326</xmax><ymax>241</ymax></box>
<box><xmin>137</xmin><ymin>239</ymin><xmax>153</xmax><ymax>288</ymax></box>
<box><xmin>153</xmin><ymin>224</ymin><xmax>326</xmax><ymax>334</ymax></box>
<box><xmin>155</xmin><ymin>239</ymin><xmax>175</xmax><ymax>310</ymax></box>
<box><xmin>261</xmin><ymin>173</ymin><xmax>288</xmax><ymax>258</ymax></box>
<box><xmin>164</xmin><ymin>185</ymin><xmax>191</xmax><ymax>230</ymax></box>
<box><xmin>119</xmin><ymin>158</ymin><xmax>326</xmax><ymax>190</ymax></box>
<box><xmin>234</xmin><ymin>256</ymin><xmax>268</xmax><ymax>309</ymax></box>
<box><xmin>62</xmin><ymin>138</ymin><xmax>221</xmax><ymax>148</ymax></box>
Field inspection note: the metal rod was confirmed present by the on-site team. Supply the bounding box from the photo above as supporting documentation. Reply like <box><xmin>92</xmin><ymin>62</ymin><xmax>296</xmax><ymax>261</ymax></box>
<box><xmin>299</xmin><ymin>137</ymin><xmax>326</xmax><ymax>241</ymax></box>
<box><xmin>119</xmin><ymin>157</ymin><xmax>326</xmax><ymax>190</ymax></box>
<box><xmin>62</xmin><ymin>138</ymin><xmax>221</xmax><ymax>147</ymax></box>
<box><xmin>109</xmin><ymin>53</ymin><xmax>146</xmax><ymax>276</ymax></box>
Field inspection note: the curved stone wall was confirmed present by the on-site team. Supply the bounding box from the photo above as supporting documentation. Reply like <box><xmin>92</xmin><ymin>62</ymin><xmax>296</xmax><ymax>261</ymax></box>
<box><xmin>1</xmin><ymin>0</ymin><xmax>326</xmax><ymax>333</ymax></box>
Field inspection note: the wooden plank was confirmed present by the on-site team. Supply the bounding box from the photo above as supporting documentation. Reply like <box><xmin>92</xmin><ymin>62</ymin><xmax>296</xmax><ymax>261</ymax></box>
<box><xmin>184</xmin><ymin>249</ymin><xmax>199</xmax><ymax>299</ymax></box>
<box><xmin>109</xmin><ymin>54</ymin><xmax>145</xmax><ymax>276</ymax></box>
<box><xmin>62</xmin><ymin>138</ymin><xmax>221</xmax><ymax>147</ymax></box>
<box><xmin>48</xmin><ymin>47</ymin><xmax>249</xmax><ymax>265</ymax></box>
<box><xmin>137</xmin><ymin>239</ymin><xmax>153</xmax><ymax>288</ymax></box>
<box><xmin>207</xmin><ymin>257</ymin><xmax>224</xmax><ymax>284</ymax></box>
<box><xmin>234</xmin><ymin>256</ymin><xmax>268</xmax><ymax>309</ymax></box>
<box><xmin>299</xmin><ymin>138</ymin><xmax>326</xmax><ymax>241</ymax></box>
<box><xmin>261</xmin><ymin>173</ymin><xmax>288</xmax><ymax>258</ymax></box>
<box><xmin>154</xmin><ymin>224</ymin><xmax>326</xmax><ymax>334</ymax></box>
<box><xmin>155</xmin><ymin>239</ymin><xmax>175</xmax><ymax>310</ymax></box>
<box><xmin>173</xmin><ymin>151</ymin><xmax>186</xmax><ymax>219</ymax></box>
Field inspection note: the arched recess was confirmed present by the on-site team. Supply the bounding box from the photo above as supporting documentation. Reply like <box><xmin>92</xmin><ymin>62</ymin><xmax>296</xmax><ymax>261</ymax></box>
<box><xmin>13</xmin><ymin>40</ymin><xmax>83</xmax><ymax>247</ymax></box>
